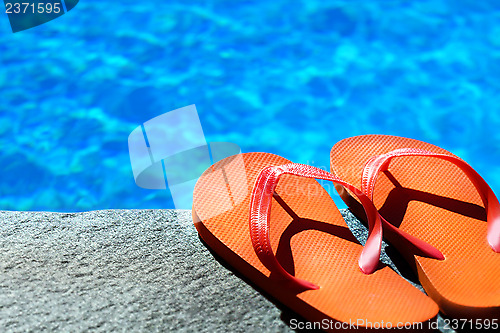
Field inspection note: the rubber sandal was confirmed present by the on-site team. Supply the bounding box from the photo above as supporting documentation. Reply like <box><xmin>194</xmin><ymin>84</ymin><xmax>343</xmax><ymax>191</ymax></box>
<box><xmin>192</xmin><ymin>152</ymin><xmax>438</xmax><ymax>329</ymax></box>
<box><xmin>330</xmin><ymin>135</ymin><xmax>500</xmax><ymax>320</ymax></box>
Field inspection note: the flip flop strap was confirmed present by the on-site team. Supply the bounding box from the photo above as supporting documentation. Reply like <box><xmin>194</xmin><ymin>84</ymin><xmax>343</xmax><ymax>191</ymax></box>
<box><xmin>362</xmin><ymin>148</ymin><xmax>500</xmax><ymax>253</ymax></box>
<box><xmin>250</xmin><ymin>163</ymin><xmax>383</xmax><ymax>291</ymax></box>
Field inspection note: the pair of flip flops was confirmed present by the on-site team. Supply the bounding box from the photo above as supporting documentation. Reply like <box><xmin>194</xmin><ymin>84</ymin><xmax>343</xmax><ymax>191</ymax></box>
<box><xmin>192</xmin><ymin>135</ymin><xmax>500</xmax><ymax>329</ymax></box>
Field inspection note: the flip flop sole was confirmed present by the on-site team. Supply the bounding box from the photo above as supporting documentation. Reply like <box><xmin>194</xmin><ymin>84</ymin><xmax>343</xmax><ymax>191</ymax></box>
<box><xmin>193</xmin><ymin>152</ymin><xmax>438</xmax><ymax>329</ymax></box>
<box><xmin>330</xmin><ymin>135</ymin><xmax>500</xmax><ymax>319</ymax></box>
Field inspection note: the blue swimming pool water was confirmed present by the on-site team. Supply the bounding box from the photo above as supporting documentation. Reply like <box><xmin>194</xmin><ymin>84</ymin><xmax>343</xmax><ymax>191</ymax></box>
<box><xmin>0</xmin><ymin>0</ymin><xmax>499</xmax><ymax>211</ymax></box>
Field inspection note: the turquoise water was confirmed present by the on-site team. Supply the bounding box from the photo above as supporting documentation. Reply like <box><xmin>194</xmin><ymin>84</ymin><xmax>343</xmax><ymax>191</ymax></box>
<box><xmin>0</xmin><ymin>0</ymin><xmax>499</xmax><ymax>211</ymax></box>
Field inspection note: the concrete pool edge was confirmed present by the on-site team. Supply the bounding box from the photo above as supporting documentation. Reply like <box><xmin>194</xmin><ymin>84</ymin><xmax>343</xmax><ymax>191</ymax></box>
<box><xmin>0</xmin><ymin>209</ymin><xmax>451</xmax><ymax>332</ymax></box>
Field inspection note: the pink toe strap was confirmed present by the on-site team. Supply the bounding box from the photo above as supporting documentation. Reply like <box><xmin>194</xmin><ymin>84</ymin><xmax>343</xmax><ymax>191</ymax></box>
<box><xmin>362</xmin><ymin>148</ymin><xmax>500</xmax><ymax>253</ymax></box>
<box><xmin>250</xmin><ymin>163</ymin><xmax>383</xmax><ymax>291</ymax></box>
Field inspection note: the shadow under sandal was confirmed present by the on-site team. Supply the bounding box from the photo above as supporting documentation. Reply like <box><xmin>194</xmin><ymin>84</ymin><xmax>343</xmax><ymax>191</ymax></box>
<box><xmin>192</xmin><ymin>152</ymin><xmax>438</xmax><ymax>330</ymax></box>
<box><xmin>330</xmin><ymin>135</ymin><xmax>500</xmax><ymax>320</ymax></box>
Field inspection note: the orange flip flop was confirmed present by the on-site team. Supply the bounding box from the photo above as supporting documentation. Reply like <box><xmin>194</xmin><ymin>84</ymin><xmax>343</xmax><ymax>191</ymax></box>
<box><xmin>330</xmin><ymin>135</ymin><xmax>500</xmax><ymax>320</ymax></box>
<box><xmin>192</xmin><ymin>152</ymin><xmax>438</xmax><ymax>330</ymax></box>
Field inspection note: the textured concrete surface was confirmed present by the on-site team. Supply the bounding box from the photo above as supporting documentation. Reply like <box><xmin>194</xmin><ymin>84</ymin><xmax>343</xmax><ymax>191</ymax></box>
<box><xmin>0</xmin><ymin>209</ymin><xmax>452</xmax><ymax>332</ymax></box>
